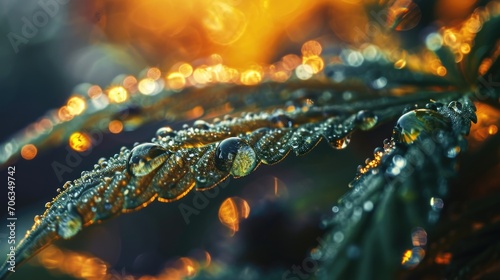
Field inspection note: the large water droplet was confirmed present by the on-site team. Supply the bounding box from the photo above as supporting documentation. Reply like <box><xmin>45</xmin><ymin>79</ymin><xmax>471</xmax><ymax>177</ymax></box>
<box><xmin>214</xmin><ymin>137</ymin><xmax>258</xmax><ymax>177</ymax></box>
<box><xmin>355</xmin><ymin>110</ymin><xmax>378</xmax><ymax>130</ymax></box>
<box><xmin>57</xmin><ymin>204</ymin><xmax>83</xmax><ymax>239</ymax></box>
<box><xmin>127</xmin><ymin>143</ymin><xmax>169</xmax><ymax>176</ymax></box>
<box><xmin>393</xmin><ymin>109</ymin><xmax>450</xmax><ymax>144</ymax></box>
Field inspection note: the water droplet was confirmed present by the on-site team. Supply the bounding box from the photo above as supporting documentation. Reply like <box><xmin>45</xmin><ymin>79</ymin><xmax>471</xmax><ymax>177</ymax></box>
<box><xmin>57</xmin><ymin>204</ymin><xmax>83</xmax><ymax>239</ymax></box>
<box><xmin>329</xmin><ymin>135</ymin><xmax>351</xmax><ymax>149</ymax></box>
<box><xmin>196</xmin><ymin>176</ymin><xmax>207</xmax><ymax>183</ymax></box>
<box><xmin>156</xmin><ymin>126</ymin><xmax>176</xmax><ymax>138</ymax></box>
<box><xmin>214</xmin><ymin>137</ymin><xmax>258</xmax><ymax>177</ymax></box>
<box><xmin>448</xmin><ymin>101</ymin><xmax>462</xmax><ymax>113</ymax></box>
<box><xmin>45</xmin><ymin>202</ymin><xmax>52</xmax><ymax>208</ymax></box>
<box><xmin>355</xmin><ymin>110</ymin><xmax>378</xmax><ymax>130</ymax></box>
<box><xmin>430</xmin><ymin>197</ymin><xmax>444</xmax><ymax>210</ymax></box>
<box><xmin>332</xmin><ymin>206</ymin><xmax>339</xmax><ymax>213</ymax></box>
<box><xmin>393</xmin><ymin>109</ymin><xmax>450</xmax><ymax>144</ymax></box>
<box><xmin>127</xmin><ymin>143</ymin><xmax>169</xmax><ymax>176</ymax></box>
<box><xmin>34</xmin><ymin>215</ymin><xmax>42</xmax><ymax>224</ymax></box>
<box><xmin>193</xmin><ymin>120</ymin><xmax>211</xmax><ymax>130</ymax></box>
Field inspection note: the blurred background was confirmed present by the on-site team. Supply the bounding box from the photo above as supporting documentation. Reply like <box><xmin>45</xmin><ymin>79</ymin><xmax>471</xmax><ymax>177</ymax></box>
<box><xmin>0</xmin><ymin>0</ymin><xmax>497</xmax><ymax>279</ymax></box>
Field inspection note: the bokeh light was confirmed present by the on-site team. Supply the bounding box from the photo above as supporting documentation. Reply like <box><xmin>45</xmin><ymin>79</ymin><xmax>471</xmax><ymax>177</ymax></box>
<box><xmin>69</xmin><ymin>132</ymin><xmax>92</xmax><ymax>152</ymax></box>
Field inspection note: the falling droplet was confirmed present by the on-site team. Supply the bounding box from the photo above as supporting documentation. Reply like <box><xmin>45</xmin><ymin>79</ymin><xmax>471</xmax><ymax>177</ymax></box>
<box><xmin>127</xmin><ymin>143</ymin><xmax>169</xmax><ymax>176</ymax></box>
<box><xmin>329</xmin><ymin>135</ymin><xmax>351</xmax><ymax>149</ymax></box>
<box><xmin>57</xmin><ymin>204</ymin><xmax>83</xmax><ymax>239</ymax></box>
<box><xmin>393</xmin><ymin>109</ymin><xmax>450</xmax><ymax>144</ymax></box>
<box><xmin>214</xmin><ymin>137</ymin><xmax>258</xmax><ymax>177</ymax></box>
<box><xmin>355</xmin><ymin>110</ymin><xmax>378</xmax><ymax>130</ymax></box>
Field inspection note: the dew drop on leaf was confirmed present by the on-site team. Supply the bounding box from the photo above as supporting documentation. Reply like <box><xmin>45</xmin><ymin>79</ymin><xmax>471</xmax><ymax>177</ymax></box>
<box><xmin>214</xmin><ymin>137</ymin><xmax>257</xmax><ymax>177</ymax></box>
<box><xmin>393</xmin><ymin>109</ymin><xmax>450</xmax><ymax>144</ymax></box>
<box><xmin>127</xmin><ymin>143</ymin><xmax>169</xmax><ymax>176</ymax></box>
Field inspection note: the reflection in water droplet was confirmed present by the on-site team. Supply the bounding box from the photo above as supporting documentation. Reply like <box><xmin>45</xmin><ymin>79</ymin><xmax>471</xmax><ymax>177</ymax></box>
<box><xmin>57</xmin><ymin>204</ymin><xmax>83</xmax><ymax>239</ymax></box>
<box><xmin>270</xmin><ymin>114</ymin><xmax>294</xmax><ymax>128</ymax></box>
<box><xmin>393</xmin><ymin>109</ymin><xmax>450</xmax><ymax>144</ymax></box>
<box><xmin>355</xmin><ymin>110</ymin><xmax>378</xmax><ymax>130</ymax></box>
<box><xmin>214</xmin><ymin>137</ymin><xmax>257</xmax><ymax>177</ymax></box>
<box><xmin>329</xmin><ymin>135</ymin><xmax>351</xmax><ymax>149</ymax></box>
<box><xmin>127</xmin><ymin>143</ymin><xmax>169</xmax><ymax>176</ymax></box>
<box><xmin>430</xmin><ymin>197</ymin><xmax>444</xmax><ymax>210</ymax></box>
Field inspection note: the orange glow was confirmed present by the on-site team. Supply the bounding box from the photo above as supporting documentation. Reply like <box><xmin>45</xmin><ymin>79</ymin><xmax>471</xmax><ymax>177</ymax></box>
<box><xmin>185</xmin><ymin>106</ymin><xmax>204</xmax><ymax>119</ymax></box>
<box><xmin>147</xmin><ymin>67</ymin><xmax>162</xmax><ymax>80</ymax></box>
<box><xmin>436</xmin><ymin>66</ymin><xmax>447</xmax><ymax>76</ymax></box>
<box><xmin>107</xmin><ymin>86</ymin><xmax>128</xmax><ymax>103</ymax></box>
<box><xmin>67</xmin><ymin>96</ymin><xmax>86</xmax><ymax>116</ymax></box>
<box><xmin>301</xmin><ymin>40</ymin><xmax>322</xmax><ymax>57</ymax></box>
<box><xmin>108</xmin><ymin>120</ymin><xmax>124</xmax><ymax>134</ymax></box>
<box><xmin>240</xmin><ymin>69</ymin><xmax>262</xmax><ymax>85</ymax></box>
<box><xmin>58</xmin><ymin>106</ymin><xmax>74</xmax><ymax>121</ymax></box>
<box><xmin>401</xmin><ymin>249</ymin><xmax>412</xmax><ymax>264</ymax></box>
<box><xmin>123</xmin><ymin>75</ymin><xmax>138</xmax><ymax>92</ymax></box>
<box><xmin>167</xmin><ymin>72</ymin><xmax>186</xmax><ymax>90</ymax></box>
<box><xmin>87</xmin><ymin>85</ymin><xmax>103</xmax><ymax>99</ymax></box>
<box><xmin>35</xmin><ymin>118</ymin><xmax>53</xmax><ymax>133</ymax></box>
<box><xmin>69</xmin><ymin>132</ymin><xmax>92</xmax><ymax>152</ymax></box>
<box><xmin>21</xmin><ymin>144</ymin><xmax>37</xmax><ymax>160</ymax></box>
<box><xmin>138</xmin><ymin>78</ymin><xmax>157</xmax><ymax>95</ymax></box>
<box><xmin>435</xmin><ymin>252</ymin><xmax>452</xmax><ymax>265</ymax></box>
<box><xmin>469</xmin><ymin>103</ymin><xmax>500</xmax><ymax>149</ymax></box>
<box><xmin>386</xmin><ymin>0</ymin><xmax>421</xmax><ymax>31</ymax></box>
<box><xmin>303</xmin><ymin>56</ymin><xmax>324</xmax><ymax>74</ymax></box>
<box><xmin>80</xmin><ymin>258</ymin><xmax>107</xmax><ymax>279</ymax></box>
<box><xmin>179</xmin><ymin>63</ymin><xmax>194</xmax><ymax>77</ymax></box>
<box><xmin>218</xmin><ymin>197</ymin><xmax>250</xmax><ymax>234</ymax></box>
